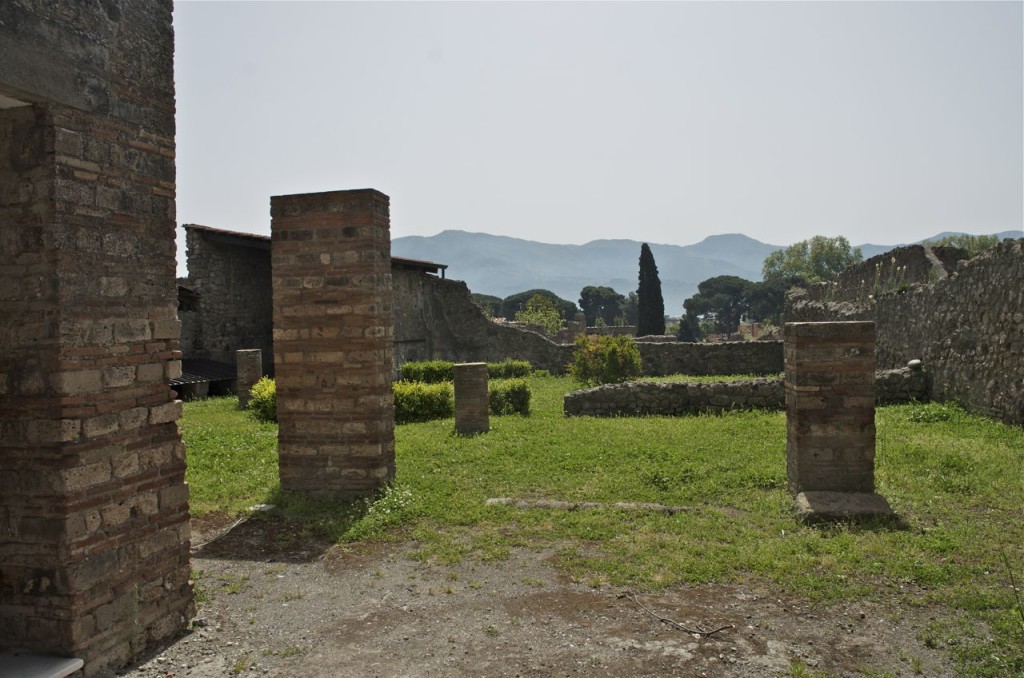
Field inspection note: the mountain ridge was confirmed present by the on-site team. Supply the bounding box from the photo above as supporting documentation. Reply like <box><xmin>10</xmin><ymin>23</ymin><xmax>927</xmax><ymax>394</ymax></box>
<box><xmin>392</xmin><ymin>229</ymin><xmax>1021</xmax><ymax>313</ymax></box>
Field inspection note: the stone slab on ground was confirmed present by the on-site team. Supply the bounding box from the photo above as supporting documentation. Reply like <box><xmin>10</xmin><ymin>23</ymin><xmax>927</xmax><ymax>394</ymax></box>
<box><xmin>795</xmin><ymin>491</ymin><xmax>895</xmax><ymax>524</ymax></box>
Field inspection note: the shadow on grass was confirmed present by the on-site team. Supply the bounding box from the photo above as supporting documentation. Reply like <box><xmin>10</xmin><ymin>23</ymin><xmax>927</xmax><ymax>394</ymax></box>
<box><xmin>192</xmin><ymin>488</ymin><xmax>387</xmax><ymax>563</ymax></box>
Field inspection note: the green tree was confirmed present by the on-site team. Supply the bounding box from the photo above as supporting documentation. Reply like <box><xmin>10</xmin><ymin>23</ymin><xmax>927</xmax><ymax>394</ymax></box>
<box><xmin>682</xmin><ymin>275</ymin><xmax>752</xmax><ymax>335</ymax></box>
<box><xmin>500</xmin><ymin>289</ymin><xmax>577</xmax><ymax>321</ymax></box>
<box><xmin>578</xmin><ymin>286</ymin><xmax>626</xmax><ymax>326</ymax></box>
<box><xmin>676</xmin><ymin>313</ymin><xmax>702</xmax><ymax>342</ymax></box>
<box><xmin>514</xmin><ymin>294</ymin><xmax>563</xmax><ymax>335</ymax></box>
<box><xmin>925</xmin><ymin>233</ymin><xmax>1001</xmax><ymax>256</ymax></box>
<box><xmin>637</xmin><ymin>243</ymin><xmax>666</xmax><ymax>336</ymax></box>
<box><xmin>745</xmin><ymin>275</ymin><xmax>806</xmax><ymax>325</ymax></box>
<box><xmin>568</xmin><ymin>334</ymin><xmax>641</xmax><ymax>387</ymax></box>
<box><xmin>471</xmin><ymin>293</ymin><xmax>502</xmax><ymax>317</ymax></box>
<box><xmin>762</xmin><ymin>236</ymin><xmax>862</xmax><ymax>283</ymax></box>
<box><xmin>623</xmin><ymin>291</ymin><xmax>638</xmax><ymax>326</ymax></box>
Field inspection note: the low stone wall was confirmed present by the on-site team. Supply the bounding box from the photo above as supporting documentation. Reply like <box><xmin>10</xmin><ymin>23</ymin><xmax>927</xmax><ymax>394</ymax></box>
<box><xmin>564</xmin><ymin>366</ymin><xmax>927</xmax><ymax>417</ymax></box>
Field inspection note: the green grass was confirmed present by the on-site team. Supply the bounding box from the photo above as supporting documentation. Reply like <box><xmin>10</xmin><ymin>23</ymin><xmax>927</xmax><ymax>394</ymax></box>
<box><xmin>181</xmin><ymin>377</ymin><xmax>1024</xmax><ymax>677</ymax></box>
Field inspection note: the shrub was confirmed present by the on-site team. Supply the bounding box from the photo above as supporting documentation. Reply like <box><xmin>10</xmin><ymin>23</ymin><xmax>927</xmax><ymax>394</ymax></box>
<box><xmin>489</xmin><ymin>379</ymin><xmax>531</xmax><ymax>416</ymax></box>
<box><xmin>399</xmin><ymin>360</ymin><xmax>455</xmax><ymax>384</ymax></box>
<box><xmin>248</xmin><ymin>376</ymin><xmax>278</xmax><ymax>423</ymax></box>
<box><xmin>568</xmin><ymin>334</ymin><xmax>641</xmax><ymax>387</ymax></box>
<box><xmin>487</xmin><ymin>359</ymin><xmax>532</xmax><ymax>379</ymax></box>
<box><xmin>393</xmin><ymin>381</ymin><xmax>454</xmax><ymax>423</ymax></box>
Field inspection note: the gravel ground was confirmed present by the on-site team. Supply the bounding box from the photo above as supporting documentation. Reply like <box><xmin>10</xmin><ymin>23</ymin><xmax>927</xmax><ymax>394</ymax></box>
<box><xmin>117</xmin><ymin>514</ymin><xmax>957</xmax><ymax>678</ymax></box>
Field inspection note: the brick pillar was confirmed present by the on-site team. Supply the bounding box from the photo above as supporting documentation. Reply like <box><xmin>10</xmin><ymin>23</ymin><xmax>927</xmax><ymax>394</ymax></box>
<box><xmin>784</xmin><ymin>321</ymin><xmax>876</xmax><ymax>493</ymax></box>
<box><xmin>454</xmin><ymin>363</ymin><xmax>490</xmax><ymax>434</ymax></box>
<box><xmin>271</xmin><ymin>189</ymin><xmax>395</xmax><ymax>499</ymax></box>
<box><xmin>236</xmin><ymin>349</ymin><xmax>262</xmax><ymax>409</ymax></box>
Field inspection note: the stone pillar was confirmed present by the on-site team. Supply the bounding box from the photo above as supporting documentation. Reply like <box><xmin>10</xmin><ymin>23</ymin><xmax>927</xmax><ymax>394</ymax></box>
<box><xmin>454</xmin><ymin>363</ymin><xmax>490</xmax><ymax>434</ymax></box>
<box><xmin>0</xmin><ymin>3</ymin><xmax>193</xmax><ymax>667</ymax></box>
<box><xmin>271</xmin><ymin>189</ymin><xmax>395</xmax><ymax>499</ymax></box>
<box><xmin>236</xmin><ymin>349</ymin><xmax>262</xmax><ymax>409</ymax></box>
<box><xmin>784</xmin><ymin>321</ymin><xmax>892</xmax><ymax>521</ymax></box>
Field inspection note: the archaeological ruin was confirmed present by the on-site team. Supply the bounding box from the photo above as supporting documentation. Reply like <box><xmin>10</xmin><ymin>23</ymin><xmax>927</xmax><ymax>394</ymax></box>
<box><xmin>1</xmin><ymin>1</ymin><xmax>193</xmax><ymax>673</ymax></box>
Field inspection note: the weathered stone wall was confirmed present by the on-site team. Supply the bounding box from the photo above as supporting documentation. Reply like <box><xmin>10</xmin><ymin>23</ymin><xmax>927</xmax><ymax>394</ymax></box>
<box><xmin>787</xmin><ymin>239</ymin><xmax>1024</xmax><ymax>426</ymax></box>
<box><xmin>181</xmin><ymin>225</ymin><xmax>273</xmax><ymax>375</ymax></box>
<box><xmin>563</xmin><ymin>366</ymin><xmax>926</xmax><ymax>417</ymax></box>
<box><xmin>0</xmin><ymin>0</ymin><xmax>192</xmax><ymax>672</ymax></box>
<box><xmin>271</xmin><ymin>189</ymin><xmax>395</xmax><ymax>499</ymax></box>
<box><xmin>639</xmin><ymin>341</ymin><xmax>782</xmax><ymax>377</ymax></box>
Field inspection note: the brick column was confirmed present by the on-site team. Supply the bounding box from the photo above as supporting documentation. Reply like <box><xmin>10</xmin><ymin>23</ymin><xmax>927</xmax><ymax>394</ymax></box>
<box><xmin>454</xmin><ymin>363</ymin><xmax>489</xmax><ymax>434</ymax></box>
<box><xmin>236</xmin><ymin>349</ymin><xmax>262</xmax><ymax>409</ymax></box>
<box><xmin>271</xmin><ymin>189</ymin><xmax>395</xmax><ymax>499</ymax></box>
<box><xmin>784</xmin><ymin>322</ymin><xmax>893</xmax><ymax>522</ymax></box>
<box><xmin>785</xmin><ymin>321</ymin><xmax>876</xmax><ymax>493</ymax></box>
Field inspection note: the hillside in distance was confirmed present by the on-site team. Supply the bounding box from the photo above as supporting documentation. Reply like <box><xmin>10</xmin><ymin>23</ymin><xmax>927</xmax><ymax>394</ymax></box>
<box><xmin>392</xmin><ymin>229</ymin><xmax>1022</xmax><ymax>314</ymax></box>
<box><xmin>392</xmin><ymin>231</ymin><xmax>780</xmax><ymax>313</ymax></box>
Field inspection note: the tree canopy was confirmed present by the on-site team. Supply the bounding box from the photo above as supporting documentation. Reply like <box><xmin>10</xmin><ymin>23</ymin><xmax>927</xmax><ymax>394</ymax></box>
<box><xmin>499</xmin><ymin>289</ymin><xmax>577</xmax><ymax>321</ymax></box>
<box><xmin>682</xmin><ymin>275</ymin><xmax>752</xmax><ymax>335</ymax></box>
<box><xmin>762</xmin><ymin>236</ymin><xmax>862</xmax><ymax>283</ymax></box>
<box><xmin>637</xmin><ymin>243</ymin><xmax>666</xmax><ymax>336</ymax></box>
<box><xmin>578</xmin><ymin>286</ymin><xmax>626</xmax><ymax>326</ymax></box>
<box><xmin>925</xmin><ymin>233</ymin><xmax>1001</xmax><ymax>256</ymax></box>
<box><xmin>514</xmin><ymin>294</ymin><xmax>563</xmax><ymax>335</ymax></box>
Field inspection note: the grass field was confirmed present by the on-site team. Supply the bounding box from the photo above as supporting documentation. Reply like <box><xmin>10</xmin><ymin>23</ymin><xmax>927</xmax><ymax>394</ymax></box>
<box><xmin>182</xmin><ymin>376</ymin><xmax>1024</xmax><ymax>677</ymax></box>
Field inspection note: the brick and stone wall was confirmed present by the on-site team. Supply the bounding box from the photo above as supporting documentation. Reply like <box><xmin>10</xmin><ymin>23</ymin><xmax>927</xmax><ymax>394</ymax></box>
<box><xmin>0</xmin><ymin>0</ymin><xmax>192</xmax><ymax>673</ymax></box>
<box><xmin>563</xmin><ymin>366</ymin><xmax>926</xmax><ymax>417</ymax></box>
<box><xmin>271</xmin><ymin>189</ymin><xmax>396</xmax><ymax>499</ymax></box>
<box><xmin>787</xmin><ymin>239</ymin><xmax>1024</xmax><ymax>426</ymax></box>
<box><xmin>180</xmin><ymin>225</ymin><xmax>273</xmax><ymax>375</ymax></box>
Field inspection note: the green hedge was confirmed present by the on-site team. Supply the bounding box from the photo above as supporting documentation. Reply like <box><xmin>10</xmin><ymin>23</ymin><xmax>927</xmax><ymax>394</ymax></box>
<box><xmin>245</xmin><ymin>375</ymin><xmax>531</xmax><ymax>425</ymax></box>
<box><xmin>394</xmin><ymin>381</ymin><xmax>455</xmax><ymax>423</ymax></box>
<box><xmin>400</xmin><ymin>359</ymin><xmax>532</xmax><ymax>383</ymax></box>
<box><xmin>399</xmin><ymin>360</ymin><xmax>455</xmax><ymax>384</ymax></box>
<box><xmin>488</xmin><ymin>378</ymin><xmax>530</xmax><ymax>416</ymax></box>
<box><xmin>568</xmin><ymin>334</ymin><xmax>641</xmax><ymax>387</ymax></box>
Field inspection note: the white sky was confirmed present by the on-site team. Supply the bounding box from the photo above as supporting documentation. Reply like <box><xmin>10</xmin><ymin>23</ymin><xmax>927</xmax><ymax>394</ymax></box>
<box><xmin>173</xmin><ymin>0</ymin><xmax>1023</xmax><ymax>273</ymax></box>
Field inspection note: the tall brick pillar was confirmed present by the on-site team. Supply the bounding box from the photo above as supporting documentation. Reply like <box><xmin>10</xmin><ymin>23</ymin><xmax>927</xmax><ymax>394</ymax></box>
<box><xmin>454</xmin><ymin>363</ymin><xmax>490</xmax><ymax>434</ymax></box>
<box><xmin>0</xmin><ymin>1</ymin><xmax>192</xmax><ymax>671</ymax></box>
<box><xmin>271</xmin><ymin>189</ymin><xmax>395</xmax><ymax>498</ymax></box>
<box><xmin>784</xmin><ymin>321</ymin><xmax>892</xmax><ymax>521</ymax></box>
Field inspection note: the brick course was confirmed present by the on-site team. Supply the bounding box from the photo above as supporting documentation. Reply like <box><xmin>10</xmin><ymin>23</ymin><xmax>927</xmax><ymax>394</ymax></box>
<box><xmin>271</xmin><ymin>189</ymin><xmax>396</xmax><ymax>498</ymax></box>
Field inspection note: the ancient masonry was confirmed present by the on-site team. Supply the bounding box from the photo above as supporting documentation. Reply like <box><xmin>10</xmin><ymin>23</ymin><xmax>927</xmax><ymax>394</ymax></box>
<box><xmin>235</xmin><ymin>349</ymin><xmax>262</xmax><ymax>409</ymax></box>
<box><xmin>0</xmin><ymin>0</ymin><xmax>193</xmax><ymax>673</ymax></box>
<box><xmin>454</xmin><ymin>363</ymin><xmax>490</xmax><ymax>434</ymax></box>
<box><xmin>784</xmin><ymin>322</ymin><xmax>877</xmax><ymax>494</ymax></box>
<box><xmin>271</xmin><ymin>189</ymin><xmax>396</xmax><ymax>498</ymax></box>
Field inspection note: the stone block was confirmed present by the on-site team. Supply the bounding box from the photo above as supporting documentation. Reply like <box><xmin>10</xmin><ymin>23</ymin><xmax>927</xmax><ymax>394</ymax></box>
<box><xmin>454</xmin><ymin>362</ymin><xmax>489</xmax><ymax>434</ymax></box>
<box><xmin>53</xmin><ymin>370</ymin><xmax>102</xmax><ymax>396</ymax></box>
<box><xmin>148</xmin><ymin>400</ymin><xmax>182</xmax><ymax>425</ymax></box>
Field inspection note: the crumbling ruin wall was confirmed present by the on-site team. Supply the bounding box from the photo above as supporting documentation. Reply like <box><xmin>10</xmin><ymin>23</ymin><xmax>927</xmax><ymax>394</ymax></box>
<box><xmin>787</xmin><ymin>239</ymin><xmax>1024</xmax><ymax>426</ymax></box>
<box><xmin>181</xmin><ymin>225</ymin><xmax>273</xmax><ymax>375</ymax></box>
<box><xmin>0</xmin><ymin>0</ymin><xmax>192</xmax><ymax>672</ymax></box>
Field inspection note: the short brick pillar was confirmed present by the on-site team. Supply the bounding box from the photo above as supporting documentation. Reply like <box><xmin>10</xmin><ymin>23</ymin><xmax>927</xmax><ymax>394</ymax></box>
<box><xmin>454</xmin><ymin>363</ymin><xmax>490</xmax><ymax>434</ymax></box>
<box><xmin>236</xmin><ymin>349</ymin><xmax>262</xmax><ymax>409</ymax></box>
<box><xmin>784</xmin><ymin>321</ymin><xmax>876</xmax><ymax>494</ymax></box>
<box><xmin>271</xmin><ymin>189</ymin><xmax>395</xmax><ymax>499</ymax></box>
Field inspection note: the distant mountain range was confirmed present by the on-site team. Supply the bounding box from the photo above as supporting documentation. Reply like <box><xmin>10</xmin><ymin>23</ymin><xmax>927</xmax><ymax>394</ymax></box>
<box><xmin>392</xmin><ymin>230</ymin><xmax>1022</xmax><ymax>314</ymax></box>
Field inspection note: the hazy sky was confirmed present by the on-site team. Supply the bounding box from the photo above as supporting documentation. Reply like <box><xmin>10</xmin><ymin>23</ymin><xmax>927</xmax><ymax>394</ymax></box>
<box><xmin>173</xmin><ymin>0</ymin><xmax>1023</xmax><ymax>273</ymax></box>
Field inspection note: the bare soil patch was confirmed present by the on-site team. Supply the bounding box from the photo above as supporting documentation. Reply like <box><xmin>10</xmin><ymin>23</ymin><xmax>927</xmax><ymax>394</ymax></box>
<box><xmin>119</xmin><ymin>513</ymin><xmax>957</xmax><ymax>677</ymax></box>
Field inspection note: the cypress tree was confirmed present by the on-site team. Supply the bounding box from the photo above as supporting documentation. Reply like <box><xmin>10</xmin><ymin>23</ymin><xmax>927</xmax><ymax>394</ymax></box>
<box><xmin>637</xmin><ymin>243</ymin><xmax>666</xmax><ymax>336</ymax></box>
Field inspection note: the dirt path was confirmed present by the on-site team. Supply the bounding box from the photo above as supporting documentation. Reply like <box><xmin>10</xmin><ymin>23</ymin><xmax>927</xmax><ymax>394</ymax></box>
<box><xmin>119</xmin><ymin>515</ymin><xmax>956</xmax><ymax>677</ymax></box>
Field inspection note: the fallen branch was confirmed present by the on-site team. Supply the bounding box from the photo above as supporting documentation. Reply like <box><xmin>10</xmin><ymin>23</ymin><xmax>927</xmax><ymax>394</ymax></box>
<box><xmin>622</xmin><ymin>590</ymin><xmax>734</xmax><ymax>638</ymax></box>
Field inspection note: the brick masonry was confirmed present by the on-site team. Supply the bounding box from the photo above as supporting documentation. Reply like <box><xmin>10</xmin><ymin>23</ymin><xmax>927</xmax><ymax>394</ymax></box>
<box><xmin>454</xmin><ymin>363</ymin><xmax>490</xmax><ymax>434</ymax></box>
<box><xmin>271</xmin><ymin>189</ymin><xmax>396</xmax><ymax>498</ymax></box>
<box><xmin>235</xmin><ymin>349</ymin><xmax>262</xmax><ymax>409</ymax></box>
<box><xmin>0</xmin><ymin>1</ymin><xmax>192</xmax><ymax>673</ymax></box>
<box><xmin>784</xmin><ymin>322</ymin><xmax>877</xmax><ymax>494</ymax></box>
